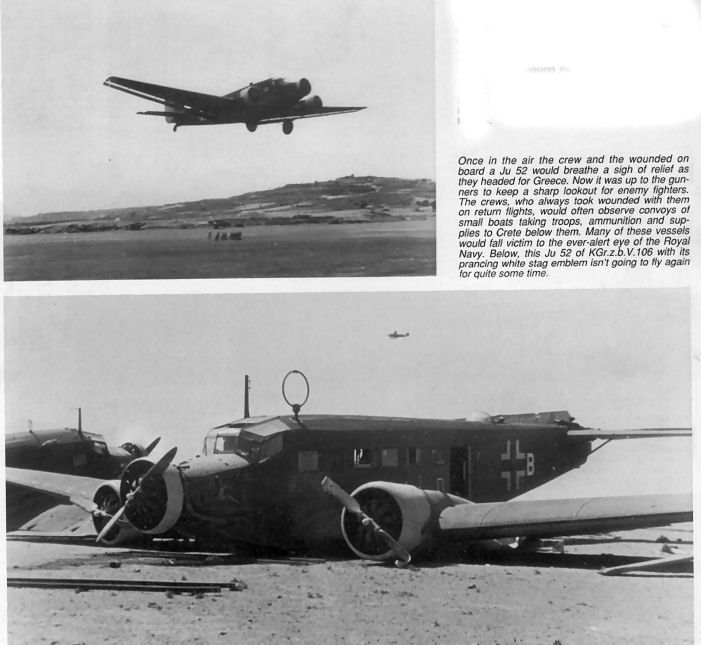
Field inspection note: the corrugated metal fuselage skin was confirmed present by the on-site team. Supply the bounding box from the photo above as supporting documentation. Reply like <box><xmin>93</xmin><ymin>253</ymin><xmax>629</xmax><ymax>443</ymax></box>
<box><xmin>171</xmin><ymin>78</ymin><xmax>313</xmax><ymax>128</ymax></box>
<box><xmin>172</xmin><ymin>416</ymin><xmax>592</xmax><ymax>550</ymax></box>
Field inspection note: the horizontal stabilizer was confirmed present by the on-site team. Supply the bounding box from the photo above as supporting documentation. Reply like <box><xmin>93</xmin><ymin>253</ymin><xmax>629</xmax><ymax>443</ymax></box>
<box><xmin>568</xmin><ymin>427</ymin><xmax>691</xmax><ymax>439</ymax></box>
<box><xmin>137</xmin><ymin>110</ymin><xmax>187</xmax><ymax>117</ymax></box>
<box><xmin>439</xmin><ymin>493</ymin><xmax>692</xmax><ymax>540</ymax></box>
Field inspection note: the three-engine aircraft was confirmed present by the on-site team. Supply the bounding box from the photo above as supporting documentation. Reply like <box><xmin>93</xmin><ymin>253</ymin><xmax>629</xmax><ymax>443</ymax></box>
<box><xmin>104</xmin><ymin>76</ymin><xmax>365</xmax><ymax>134</ymax></box>
<box><xmin>6</xmin><ymin>373</ymin><xmax>692</xmax><ymax>562</ymax></box>
<box><xmin>5</xmin><ymin>410</ymin><xmax>160</xmax><ymax>531</ymax></box>
<box><xmin>388</xmin><ymin>331</ymin><xmax>410</xmax><ymax>339</ymax></box>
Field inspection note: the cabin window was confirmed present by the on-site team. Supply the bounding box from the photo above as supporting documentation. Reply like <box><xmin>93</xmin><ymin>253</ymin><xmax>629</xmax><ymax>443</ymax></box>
<box><xmin>353</xmin><ymin>448</ymin><xmax>373</xmax><ymax>468</ymax></box>
<box><xmin>430</xmin><ymin>449</ymin><xmax>446</xmax><ymax>465</ymax></box>
<box><xmin>298</xmin><ymin>450</ymin><xmax>319</xmax><ymax>472</ymax></box>
<box><xmin>381</xmin><ymin>448</ymin><xmax>398</xmax><ymax>467</ymax></box>
<box><xmin>407</xmin><ymin>448</ymin><xmax>421</xmax><ymax>465</ymax></box>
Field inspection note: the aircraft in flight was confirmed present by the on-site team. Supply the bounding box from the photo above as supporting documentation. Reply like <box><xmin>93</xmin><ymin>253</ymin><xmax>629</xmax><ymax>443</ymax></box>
<box><xmin>5</xmin><ymin>409</ymin><xmax>160</xmax><ymax>532</ymax></box>
<box><xmin>388</xmin><ymin>331</ymin><xmax>410</xmax><ymax>339</ymax></box>
<box><xmin>6</xmin><ymin>373</ymin><xmax>692</xmax><ymax>562</ymax></box>
<box><xmin>104</xmin><ymin>76</ymin><xmax>365</xmax><ymax>134</ymax></box>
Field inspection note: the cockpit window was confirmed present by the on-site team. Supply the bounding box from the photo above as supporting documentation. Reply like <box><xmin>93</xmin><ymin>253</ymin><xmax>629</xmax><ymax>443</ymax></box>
<box><xmin>213</xmin><ymin>435</ymin><xmax>239</xmax><ymax>454</ymax></box>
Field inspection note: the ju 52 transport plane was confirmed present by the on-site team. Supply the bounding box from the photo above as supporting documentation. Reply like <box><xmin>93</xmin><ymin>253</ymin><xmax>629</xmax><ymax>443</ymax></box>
<box><xmin>104</xmin><ymin>76</ymin><xmax>365</xmax><ymax>134</ymax></box>
<box><xmin>6</xmin><ymin>372</ymin><xmax>692</xmax><ymax>564</ymax></box>
<box><xmin>5</xmin><ymin>408</ymin><xmax>161</xmax><ymax>531</ymax></box>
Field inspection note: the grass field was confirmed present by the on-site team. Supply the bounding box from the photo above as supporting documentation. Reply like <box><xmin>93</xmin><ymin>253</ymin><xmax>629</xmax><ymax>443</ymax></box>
<box><xmin>4</xmin><ymin>220</ymin><xmax>435</xmax><ymax>280</ymax></box>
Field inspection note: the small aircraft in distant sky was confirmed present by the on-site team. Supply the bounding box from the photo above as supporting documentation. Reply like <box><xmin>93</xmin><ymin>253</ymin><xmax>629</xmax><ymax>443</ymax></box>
<box><xmin>6</xmin><ymin>372</ymin><xmax>692</xmax><ymax>564</ymax></box>
<box><xmin>104</xmin><ymin>76</ymin><xmax>365</xmax><ymax>134</ymax></box>
<box><xmin>388</xmin><ymin>331</ymin><xmax>410</xmax><ymax>339</ymax></box>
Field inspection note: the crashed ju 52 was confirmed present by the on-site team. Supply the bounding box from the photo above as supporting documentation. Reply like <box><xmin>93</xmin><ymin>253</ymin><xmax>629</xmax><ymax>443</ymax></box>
<box><xmin>7</xmin><ymin>372</ymin><xmax>692</xmax><ymax>564</ymax></box>
<box><xmin>104</xmin><ymin>76</ymin><xmax>365</xmax><ymax>134</ymax></box>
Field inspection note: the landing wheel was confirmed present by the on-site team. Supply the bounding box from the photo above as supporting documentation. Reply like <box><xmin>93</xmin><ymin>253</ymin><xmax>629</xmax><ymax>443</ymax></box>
<box><xmin>282</xmin><ymin>120</ymin><xmax>294</xmax><ymax>135</ymax></box>
<box><xmin>246</xmin><ymin>121</ymin><xmax>258</xmax><ymax>133</ymax></box>
<box><xmin>173</xmin><ymin>124</ymin><xmax>179</xmax><ymax>132</ymax></box>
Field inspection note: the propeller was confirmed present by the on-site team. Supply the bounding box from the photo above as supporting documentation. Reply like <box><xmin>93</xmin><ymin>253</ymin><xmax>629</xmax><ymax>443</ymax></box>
<box><xmin>322</xmin><ymin>476</ymin><xmax>411</xmax><ymax>566</ymax></box>
<box><xmin>96</xmin><ymin>446</ymin><xmax>177</xmax><ymax>544</ymax></box>
<box><xmin>144</xmin><ymin>437</ymin><xmax>161</xmax><ymax>455</ymax></box>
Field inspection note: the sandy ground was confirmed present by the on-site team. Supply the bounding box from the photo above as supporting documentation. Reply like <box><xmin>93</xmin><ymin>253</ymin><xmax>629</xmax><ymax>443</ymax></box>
<box><xmin>5</xmin><ymin>523</ymin><xmax>693</xmax><ymax>645</ymax></box>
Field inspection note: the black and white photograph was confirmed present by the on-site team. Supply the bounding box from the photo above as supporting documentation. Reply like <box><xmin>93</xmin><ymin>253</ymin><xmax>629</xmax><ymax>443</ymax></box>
<box><xmin>2</xmin><ymin>1</ymin><xmax>699</xmax><ymax>644</ymax></box>
<box><xmin>2</xmin><ymin>0</ymin><xmax>435</xmax><ymax>280</ymax></box>
<box><xmin>4</xmin><ymin>289</ymin><xmax>693</xmax><ymax>643</ymax></box>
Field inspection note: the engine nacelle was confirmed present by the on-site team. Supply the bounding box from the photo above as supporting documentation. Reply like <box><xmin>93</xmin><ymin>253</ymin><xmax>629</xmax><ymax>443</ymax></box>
<box><xmin>240</xmin><ymin>85</ymin><xmax>261</xmax><ymax>104</ymax></box>
<box><xmin>298</xmin><ymin>95</ymin><xmax>323</xmax><ymax>112</ymax></box>
<box><xmin>120</xmin><ymin>457</ymin><xmax>184</xmax><ymax>535</ymax></box>
<box><xmin>340</xmin><ymin>482</ymin><xmax>466</xmax><ymax>561</ymax></box>
<box><xmin>91</xmin><ymin>481</ymin><xmax>141</xmax><ymax>546</ymax></box>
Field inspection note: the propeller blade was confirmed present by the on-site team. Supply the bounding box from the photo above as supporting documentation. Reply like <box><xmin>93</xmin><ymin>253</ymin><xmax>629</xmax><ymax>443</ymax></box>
<box><xmin>96</xmin><ymin>505</ymin><xmax>127</xmax><ymax>543</ymax></box>
<box><xmin>322</xmin><ymin>476</ymin><xmax>361</xmax><ymax>514</ymax></box>
<box><xmin>321</xmin><ymin>476</ymin><xmax>411</xmax><ymax>565</ymax></box>
<box><xmin>143</xmin><ymin>446</ymin><xmax>178</xmax><ymax>482</ymax></box>
<box><xmin>362</xmin><ymin>516</ymin><xmax>412</xmax><ymax>566</ymax></box>
<box><xmin>144</xmin><ymin>437</ymin><xmax>161</xmax><ymax>456</ymax></box>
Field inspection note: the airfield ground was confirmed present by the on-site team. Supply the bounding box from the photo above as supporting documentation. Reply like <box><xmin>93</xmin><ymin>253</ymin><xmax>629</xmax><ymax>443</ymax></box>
<box><xmin>5</xmin><ymin>523</ymin><xmax>693</xmax><ymax>645</ymax></box>
<box><xmin>3</xmin><ymin>220</ymin><xmax>435</xmax><ymax>281</ymax></box>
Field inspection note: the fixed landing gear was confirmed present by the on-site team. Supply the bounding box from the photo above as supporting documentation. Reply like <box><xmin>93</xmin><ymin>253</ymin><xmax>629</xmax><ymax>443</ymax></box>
<box><xmin>246</xmin><ymin>121</ymin><xmax>258</xmax><ymax>133</ymax></box>
<box><xmin>173</xmin><ymin>124</ymin><xmax>179</xmax><ymax>132</ymax></box>
<box><xmin>282</xmin><ymin>120</ymin><xmax>294</xmax><ymax>135</ymax></box>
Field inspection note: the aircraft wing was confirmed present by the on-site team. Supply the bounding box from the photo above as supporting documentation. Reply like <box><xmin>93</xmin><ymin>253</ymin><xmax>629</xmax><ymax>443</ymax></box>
<box><xmin>258</xmin><ymin>106</ymin><xmax>366</xmax><ymax>124</ymax></box>
<box><xmin>567</xmin><ymin>427</ymin><xmax>691</xmax><ymax>439</ymax></box>
<box><xmin>104</xmin><ymin>76</ymin><xmax>229</xmax><ymax>119</ymax></box>
<box><xmin>6</xmin><ymin>467</ymin><xmax>100</xmax><ymax>514</ymax></box>
<box><xmin>438</xmin><ymin>492</ymin><xmax>692</xmax><ymax>541</ymax></box>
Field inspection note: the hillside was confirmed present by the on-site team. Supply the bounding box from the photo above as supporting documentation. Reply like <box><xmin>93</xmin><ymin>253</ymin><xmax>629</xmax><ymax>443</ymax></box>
<box><xmin>5</xmin><ymin>176</ymin><xmax>436</xmax><ymax>234</ymax></box>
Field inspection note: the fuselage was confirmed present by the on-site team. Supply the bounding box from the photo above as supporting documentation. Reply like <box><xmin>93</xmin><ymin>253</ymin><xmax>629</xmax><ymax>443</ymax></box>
<box><xmin>169</xmin><ymin>77</ymin><xmax>318</xmax><ymax>128</ymax></box>
<box><xmin>131</xmin><ymin>412</ymin><xmax>592</xmax><ymax>550</ymax></box>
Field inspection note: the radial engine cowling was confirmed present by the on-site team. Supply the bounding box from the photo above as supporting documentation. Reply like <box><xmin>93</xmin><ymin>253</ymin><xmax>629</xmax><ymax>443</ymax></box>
<box><xmin>340</xmin><ymin>482</ymin><xmax>465</xmax><ymax>561</ymax></box>
<box><xmin>240</xmin><ymin>85</ymin><xmax>261</xmax><ymax>104</ymax></box>
<box><xmin>91</xmin><ymin>481</ymin><xmax>141</xmax><ymax>546</ymax></box>
<box><xmin>298</xmin><ymin>95</ymin><xmax>323</xmax><ymax>113</ymax></box>
<box><xmin>297</xmin><ymin>77</ymin><xmax>312</xmax><ymax>97</ymax></box>
<box><xmin>120</xmin><ymin>457</ymin><xmax>184</xmax><ymax>535</ymax></box>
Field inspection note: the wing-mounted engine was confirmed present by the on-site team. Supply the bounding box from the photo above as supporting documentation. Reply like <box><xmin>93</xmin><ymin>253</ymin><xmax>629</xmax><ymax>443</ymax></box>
<box><xmin>91</xmin><ymin>481</ymin><xmax>141</xmax><ymax>546</ymax></box>
<box><xmin>296</xmin><ymin>95</ymin><xmax>323</xmax><ymax>113</ymax></box>
<box><xmin>119</xmin><ymin>457</ymin><xmax>184</xmax><ymax>535</ymax></box>
<box><xmin>339</xmin><ymin>481</ymin><xmax>468</xmax><ymax>562</ymax></box>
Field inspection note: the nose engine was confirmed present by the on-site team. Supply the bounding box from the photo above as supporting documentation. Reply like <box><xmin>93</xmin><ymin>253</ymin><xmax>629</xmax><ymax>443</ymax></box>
<box><xmin>297</xmin><ymin>77</ymin><xmax>311</xmax><ymax>97</ymax></box>
<box><xmin>119</xmin><ymin>457</ymin><xmax>184</xmax><ymax>535</ymax></box>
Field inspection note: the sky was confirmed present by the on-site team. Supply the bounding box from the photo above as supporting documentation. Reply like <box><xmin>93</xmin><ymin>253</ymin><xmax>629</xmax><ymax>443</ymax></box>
<box><xmin>2</xmin><ymin>0</ymin><xmax>435</xmax><ymax>217</ymax></box>
<box><xmin>4</xmin><ymin>289</ymin><xmax>691</xmax><ymax>488</ymax></box>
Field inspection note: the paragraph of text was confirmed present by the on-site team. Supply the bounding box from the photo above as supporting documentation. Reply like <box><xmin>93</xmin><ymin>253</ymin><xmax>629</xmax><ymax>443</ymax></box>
<box><xmin>456</xmin><ymin>154</ymin><xmax>691</xmax><ymax>279</ymax></box>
